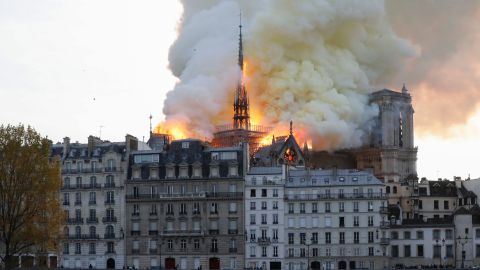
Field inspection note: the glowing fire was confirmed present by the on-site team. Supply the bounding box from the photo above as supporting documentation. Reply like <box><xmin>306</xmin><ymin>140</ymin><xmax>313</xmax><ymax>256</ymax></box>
<box><xmin>154</xmin><ymin>122</ymin><xmax>188</xmax><ymax>140</ymax></box>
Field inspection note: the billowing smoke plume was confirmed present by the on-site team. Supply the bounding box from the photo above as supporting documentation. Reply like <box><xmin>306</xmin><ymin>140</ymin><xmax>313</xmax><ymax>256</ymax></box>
<box><xmin>163</xmin><ymin>0</ymin><xmax>415</xmax><ymax>149</ymax></box>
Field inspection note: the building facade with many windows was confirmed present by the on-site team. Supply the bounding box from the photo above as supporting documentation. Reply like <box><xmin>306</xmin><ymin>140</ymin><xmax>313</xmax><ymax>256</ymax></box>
<box><xmin>245</xmin><ymin>166</ymin><xmax>286</xmax><ymax>270</ymax></box>
<box><xmin>284</xmin><ymin>168</ymin><xmax>389</xmax><ymax>270</ymax></box>
<box><xmin>52</xmin><ymin>135</ymin><xmax>138</xmax><ymax>269</ymax></box>
<box><xmin>125</xmin><ymin>139</ymin><xmax>247</xmax><ymax>270</ymax></box>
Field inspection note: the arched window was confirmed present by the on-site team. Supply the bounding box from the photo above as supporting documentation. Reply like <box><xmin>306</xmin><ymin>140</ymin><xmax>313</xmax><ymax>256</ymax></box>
<box><xmin>75</xmin><ymin>226</ymin><xmax>81</xmax><ymax>237</ymax></box>
<box><xmin>393</xmin><ymin>186</ymin><xmax>398</xmax><ymax>194</ymax></box>
<box><xmin>386</xmin><ymin>186</ymin><xmax>391</xmax><ymax>194</ymax></box>
<box><xmin>89</xmin><ymin>226</ymin><xmax>96</xmax><ymax>238</ymax></box>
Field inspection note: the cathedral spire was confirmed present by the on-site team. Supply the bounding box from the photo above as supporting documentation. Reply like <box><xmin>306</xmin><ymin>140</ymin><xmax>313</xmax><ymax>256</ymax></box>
<box><xmin>233</xmin><ymin>13</ymin><xmax>250</xmax><ymax>130</ymax></box>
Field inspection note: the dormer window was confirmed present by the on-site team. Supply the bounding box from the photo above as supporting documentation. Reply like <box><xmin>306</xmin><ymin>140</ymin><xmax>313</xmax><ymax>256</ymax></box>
<box><xmin>166</xmin><ymin>166</ymin><xmax>175</xmax><ymax>179</ymax></box>
<box><xmin>229</xmin><ymin>165</ymin><xmax>238</xmax><ymax>177</ymax></box>
<box><xmin>182</xmin><ymin>142</ymin><xmax>189</xmax><ymax>149</ymax></box>
<box><xmin>210</xmin><ymin>166</ymin><xmax>219</xmax><ymax>178</ymax></box>
<box><xmin>193</xmin><ymin>165</ymin><xmax>202</xmax><ymax>178</ymax></box>
<box><xmin>179</xmin><ymin>166</ymin><xmax>188</xmax><ymax>178</ymax></box>
<box><xmin>339</xmin><ymin>177</ymin><xmax>345</xmax><ymax>182</ymax></box>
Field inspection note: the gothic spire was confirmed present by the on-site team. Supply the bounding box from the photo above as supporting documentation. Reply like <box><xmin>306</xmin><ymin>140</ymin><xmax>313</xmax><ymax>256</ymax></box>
<box><xmin>238</xmin><ymin>12</ymin><xmax>244</xmax><ymax>71</ymax></box>
<box><xmin>233</xmin><ymin>12</ymin><xmax>250</xmax><ymax>130</ymax></box>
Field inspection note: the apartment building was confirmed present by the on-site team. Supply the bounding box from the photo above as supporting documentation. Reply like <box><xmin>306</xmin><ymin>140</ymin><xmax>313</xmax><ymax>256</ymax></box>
<box><xmin>125</xmin><ymin>139</ymin><xmax>247</xmax><ymax>270</ymax></box>
<box><xmin>52</xmin><ymin>135</ymin><xmax>139</xmax><ymax>269</ymax></box>
<box><xmin>245</xmin><ymin>166</ymin><xmax>286</xmax><ymax>270</ymax></box>
<box><xmin>284</xmin><ymin>168</ymin><xmax>389</xmax><ymax>270</ymax></box>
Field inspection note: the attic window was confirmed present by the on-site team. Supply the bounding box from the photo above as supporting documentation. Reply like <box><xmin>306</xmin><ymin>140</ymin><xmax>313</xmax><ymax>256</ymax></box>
<box><xmin>339</xmin><ymin>177</ymin><xmax>345</xmax><ymax>182</ymax></box>
<box><xmin>324</xmin><ymin>178</ymin><xmax>329</xmax><ymax>184</ymax></box>
<box><xmin>352</xmin><ymin>177</ymin><xmax>358</xmax><ymax>181</ymax></box>
<box><xmin>433</xmin><ymin>183</ymin><xmax>440</xmax><ymax>187</ymax></box>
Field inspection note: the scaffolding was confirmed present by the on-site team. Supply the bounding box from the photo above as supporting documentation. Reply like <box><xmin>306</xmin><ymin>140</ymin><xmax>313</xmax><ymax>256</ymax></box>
<box><xmin>211</xmin><ymin>124</ymin><xmax>272</xmax><ymax>155</ymax></box>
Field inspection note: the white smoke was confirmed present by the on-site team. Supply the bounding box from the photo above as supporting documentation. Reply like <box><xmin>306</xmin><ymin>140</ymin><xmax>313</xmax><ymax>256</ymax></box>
<box><xmin>163</xmin><ymin>0</ymin><xmax>415</xmax><ymax>149</ymax></box>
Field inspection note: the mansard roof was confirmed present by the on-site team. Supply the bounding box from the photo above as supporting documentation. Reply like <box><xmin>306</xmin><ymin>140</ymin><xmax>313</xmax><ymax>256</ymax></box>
<box><xmin>286</xmin><ymin>168</ymin><xmax>383</xmax><ymax>187</ymax></box>
<box><xmin>51</xmin><ymin>141</ymin><xmax>126</xmax><ymax>160</ymax></box>
<box><xmin>248</xmin><ymin>166</ymin><xmax>283</xmax><ymax>175</ymax></box>
<box><xmin>428</xmin><ymin>180</ymin><xmax>458</xmax><ymax>197</ymax></box>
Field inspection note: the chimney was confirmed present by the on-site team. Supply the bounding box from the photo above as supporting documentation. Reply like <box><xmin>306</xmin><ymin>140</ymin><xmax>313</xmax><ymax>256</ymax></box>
<box><xmin>125</xmin><ymin>134</ymin><xmax>138</xmax><ymax>154</ymax></box>
<box><xmin>454</xmin><ymin>176</ymin><xmax>462</xmax><ymax>188</ymax></box>
<box><xmin>63</xmin><ymin>137</ymin><xmax>70</xmax><ymax>159</ymax></box>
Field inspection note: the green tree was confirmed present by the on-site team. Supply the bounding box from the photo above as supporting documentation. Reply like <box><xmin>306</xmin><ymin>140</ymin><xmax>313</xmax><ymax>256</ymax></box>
<box><xmin>0</xmin><ymin>125</ymin><xmax>63</xmax><ymax>269</ymax></box>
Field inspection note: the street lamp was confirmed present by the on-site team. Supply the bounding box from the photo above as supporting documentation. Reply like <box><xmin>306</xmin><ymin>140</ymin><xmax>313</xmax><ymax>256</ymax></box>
<box><xmin>435</xmin><ymin>238</ymin><xmax>445</xmax><ymax>268</ymax></box>
<box><xmin>457</xmin><ymin>235</ymin><xmax>468</xmax><ymax>269</ymax></box>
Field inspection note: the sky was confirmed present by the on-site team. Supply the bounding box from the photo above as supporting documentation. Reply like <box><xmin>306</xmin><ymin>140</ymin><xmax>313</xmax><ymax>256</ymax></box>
<box><xmin>0</xmin><ymin>0</ymin><xmax>479</xmax><ymax>180</ymax></box>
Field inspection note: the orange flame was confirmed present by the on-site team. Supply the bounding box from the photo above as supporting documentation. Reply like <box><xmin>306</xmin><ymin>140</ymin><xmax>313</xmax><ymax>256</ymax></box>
<box><xmin>154</xmin><ymin>122</ymin><xmax>188</xmax><ymax>141</ymax></box>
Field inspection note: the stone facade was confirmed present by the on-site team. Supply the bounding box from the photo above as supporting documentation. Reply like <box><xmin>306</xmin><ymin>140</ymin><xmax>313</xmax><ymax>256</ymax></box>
<box><xmin>125</xmin><ymin>139</ymin><xmax>247</xmax><ymax>270</ymax></box>
<box><xmin>51</xmin><ymin>135</ymin><xmax>139</xmax><ymax>269</ymax></box>
<box><xmin>245</xmin><ymin>167</ymin><xmax>286</xmax><ymax>270</ymax></box>
<box><xmin>283</xmin><ymin>168</ymin><xmax>389</xmax><ymax>270</ymax></box>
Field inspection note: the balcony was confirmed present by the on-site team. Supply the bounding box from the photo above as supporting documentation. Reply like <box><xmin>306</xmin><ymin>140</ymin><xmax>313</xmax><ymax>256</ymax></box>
<box><xmin>380</xmin><ymin>238</ymin><xmax>390</xmax><ymax>245</ymax></box>
<box><xmin>380</xmin><ymin>206</ymin><xmax>389</xmax><ymax>214</ymax></box>
<box><xmin>102</xmin><ymin>217</ymin><xmax>118</xmax><ymax>223</ymax></box>
<box><xmin>149</xmin><ymin>230</ymin><xmax>159</xmax><ymax>236</ymax></box>
<box><xmin>228</xmin><ymin>229</ymin><xmax>238</xmax><ymax>235</ymax></box>
<box><xmin>66</xmin><ymin>218</ymin><xmax>84</xmax><ymax>225</ymax></box>
<box><xmin>104</xmin><ymin>183</ymin><xmax>116</xmax><ymax>188</ymax></box>
<box><xmin>284</xmin><ymin>192</ymin><xmax>387</xmax><ymax>201</ymax></box>
<box><xmin>257</xmin><ymin>237</ymin><xmax>271</xmax><ymax>246</ymax></box>
<box><xmin>68</xmin><ymin>234</ymin><xmax>100</xmax><ymax>240</ymax></box>
<box><xmin>205</xmin><ymin>192</ymin><xmax>243</xmax><ymax>199</ymax></box>
<box><xmin>104</xmin><ymin>233</ymin><xmax>116</xmax><ymax>239</ymax></box>
<box><xmin>74</xmin><ymin>201</ymin><xmax>82</xmax><ymax>206</ymax></box>
<box><xmin>86</xmin><ymin>217</ymin><xmax>99</xmax><ymax>224</ymax></box>
<box><xmin>380</xmin><ymin>221</ymin><xmax>390</xmax><ymax>228</ymax></box>
<box><xmin>104</xmin><ymin>167</ymin><xmax>117</xmax><ymax>172</ymax></box>
<box><xmin>88</xmin><ymin>200</ymin><xmax>96</xmax><ymax>205</ymax></box>
<box><xmin>229</xmin><ymin>248</ymin><xmax>237</xmax><ymax>253</ymax></box>
<box><xmin>209</xmin><ymin>229</ymin><xmax>219</xmax><ymax>235</ymax></box>
<box><xmin>131</xmin><ymin>230</ymin><xmax>141</xmax><ymax>236</ymax></box>
<box><xmin>210</xmin><ymin>248</ymin><xmax>218</xmax><ymax>253</ymax></box>
<box><xmin>160</xmin><ymin>229</ymin><xmax>203</xmax><ymax>236</ymax></box>
<box><xmin>104</xmin><ymin>199</ymin><xmax>115</xmax><ymax>205</ymax></box>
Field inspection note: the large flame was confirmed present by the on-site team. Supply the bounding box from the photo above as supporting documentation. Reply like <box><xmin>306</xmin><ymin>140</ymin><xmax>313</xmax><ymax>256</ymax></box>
<box><xmin>154</xmin><ymin>122</ymin><xmax>188</xmax><ymax>141</ymax></box>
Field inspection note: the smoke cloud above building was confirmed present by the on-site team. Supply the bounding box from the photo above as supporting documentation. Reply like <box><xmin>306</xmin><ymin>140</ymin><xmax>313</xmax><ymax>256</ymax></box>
<box><xmin>162</xmin><ymin>0</ymin><xmax>416</xmax><ymax>149</ymax></box>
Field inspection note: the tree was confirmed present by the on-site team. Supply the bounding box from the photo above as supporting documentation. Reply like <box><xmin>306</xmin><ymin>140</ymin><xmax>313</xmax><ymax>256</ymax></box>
<box><xmin>0</xmin><ymin>125</ymin><xmax>63</xmax><ymax>269</ymax></box>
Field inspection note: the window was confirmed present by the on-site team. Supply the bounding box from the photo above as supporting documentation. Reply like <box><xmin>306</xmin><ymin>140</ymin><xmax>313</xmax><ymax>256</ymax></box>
<box><xmin>211</xmin><ymin>239</ymin><xmax>218</xmax><ymax>252</ymax></box>
<box><xmin>273</xmin><ymin>189</ymin><xmax>278</xmax><ymax>197</ymax></box>
<box><xmin>106</xmin><ymin>191</ymin><xmax>114</xmax><ymax>204</ymax></box>
<box><xmin>434</xmin><ymin>200</ymin><xmax>439</xmax><ymax>210</ymax></box>
<box><xmin>273</xmin><ymin>246</ymin><xmax>278</xmax><ymax>257</ymax></box>
<box><xmin>368</xmin><ymin>231</ymin><xmax>374</xmax><ymax>243</ymax></box>
<box><xmin>76</xmin><ymin>176</ymin><xmax>82</xmax><ymax>187</ymax></box>
<box><xmin>89</xmin><ymin>243</ymin><xmax>96</xmax><ymax>254</ymax></box>
<box><xmin>339</xmin><ymin>217</ymin><xmax>345</xmax><ymax>227</ymax></box>
<box><xmin>368</xmin><ymin>201</ymin><xmax>373</xmax><ymax>212</ymax></box>
<box><xmin>250</xmin><ymin>214</ymin><xmax>256</xmax><ymax>225</ymax></box>
<box><xmin>417</xmin><ymin>245</ymin><xmax>424</xmax><ymax>257</ymax></box>
<box><xmin>312</xmin><ymin>203</ymin><xmax>317</xmax><ymax>213</ymax></box>
<box><xmin>261</xmin><ymin>214</ymin><xmax>267</xmax><ymax>224</ymax></box>
<box><xmin>229</xmin><ymin>202</ymin><xmax>236</xmax><ymax>213</ymax></box>
<box><xmin>75</xmin><ymin>243</ymin><xmax>81</xmax><ymax>254</ymax></box>
<box><xmin>416</xmin><ymin>231</ymin><xmax>424</xmax><ymax>239</ymax></box>
<box><xmin>167</xmin><ymin>240</ymin><xmax>173</xmax><ymax>250</ymax></box>
<box><xmin>391</xmin><ymin>231</ymin><xmax>399</xmax><ymax>240</ymax></box>
<box><xmin>261</xmin><ymin>201</ymin><xmax>267</xmax><ymax>210</ymax></box>
<box><xmin>250</xmin><ymin>202</ymin><xmax>256</xmax><ymax>210</ymax></box>
<box><xmin>89</xmin><ymin>192</ymin><xmax>96</xmax><ymax>205</ymax></box>
<box><xmin>353</xmin><ymin>216</ymin><xmax>359</xmax><ymax>227</ymax></box>
<box><xmin>476</xmin><ymin>229</ymin><xmax>480</xmax><ymax>239</ymax></box>
<box><xmin>446</xmin><ymin>229</ymin><xmax>453</xmax><ymax>240</ymax></box>
<box><xmin>273</xmin><ymin>201</ymin><xmax>278</xmax><ymax>210</ymax></box>
<box><xmin>288</xmin><ymin>233</ymin><xmax>294</xmax><ymax>244</ymax></box>
<box><xmin>300</xmin><ymin>203</ymin><xmax>305</xmax><ymax>213</ymax></box>
<box><xmin>446</xmin><ymin>245</ymin><xmax>453</xmax><ymax>258</ymax></box>
<box><xmin>391</xmin><ymin>245</ymin><xmax>399</xmax><ymax>258</ymax></box>
<box><xmin>419</xmin><ymin>200</ymin><xmax>423</xmax><ymax>209</ymax></box>
<box><xmin>339</xmin><ymin>232</ymin><xmax>345</xmax><ymax>244</ymax></box>
<box><xmin>300</xmin><ymin>233</ymin><xmax>306</xmax><ymax>244</ymax></box>
<box><xmin>368</xmin><ymin>216</ymin><xmax>374</xmax><ymax>226</ymax></box>
<box><xmin>63</xmin><ymin>243</ymin><xmax>69</xmax><ymax>254</ymax></box>
<box><xmin>433</xmin><ymin>229</ymin><xmax>441</xmax><ymax>240</ymax></box>
<box><xmin>260</xmin><ymin>189</ymin><xmax>267</xmax><ymax>197</ymax></box>
<box><xmin>250</xmin><ymin>189</ymin><xmax>256</xmax><ymax>197</ymax></box>
<box><xmin>180</xmin><ymin>203</ymin><xmax>187</xmax><ymax>214</ymax></box>
<box><xmin>476</xmin><ymin>245</ymin><xmax>480</xmax><ymax>258</ymax></box>
<box><xmin>250</xmin><ymin>246</ymin><xmax>256</xmax><ymax>257</ymax></box>
<box><xmin>325</xmin><ymin>232</ymin><xmax>331</xmax><ymax>244</ymax></box>
<box><xmin>369</xmin><ymin>247</ymin><xmax>374</xmax><ymax>256</ymax></box>
<box><xmin>194</xmin><ymin>239</ymin><xmax>200</xmax><ymax>250</ymax></box>
<box><xmin>339</xmin><ymin>202</ymin><xmax>344</xmax><ymax>212</ymax></box>
<box><xmin>325</xmin><ymin>216</ymin><xmax>332</xmax><ymax>227</ymax></box>
<box><xmin>444</xmin><ymin>200</ymin><xmax>449</xmax><ymax>210</ymax></box>
<box><xmin>262</xmin><ymin>246</ymin><xmax>267</xmax><ymax>257</ymax></box>
<box><xmin>210</xmin><ymin>203</ymin><xmax>218</xmax><ymax>214</ymax></box>
<box><xmin>273</xmin><ymin>229</ymin><xmax>278</xmax><ymax>240</ymax></box>
<box><xmin>433</xmin><ymin>245</ymin><xmax>441</xmax><ymax>258</ymax></box>
<box><xmin>404</xmin><ymin>231</ymin><xmax>411</xmax><ymax>240</ymax></box>
<box><xmin>325</xmin><ymin>202</ymin><xmax>331</xmax><ymax>213</ymax></box>
<box><xmin>288</xmin><ymin>203</ymin><xmax>294</xmax><ymax>213</ymax></box>
<box><xmin>354</xmin><ymin>232</ymin><xmax>359</xmax><ymax>244</ymax></box>
<box><xmin>353</xmin><ymin>202</ymin><xmax>359</xmax><ymax>212</ymax></box>
<box><xmin>404</xmin><ymin>245</ymin><xmax>411</xmax><ymax>257</ymax></box>
<box><xmin>181</xmin><ymin>239</ymin><xmax>187</xmax><ymax>250</ymax></box>
<box><xmin>75</xmin><ymin>192</ymin><xmax>81</xmax><ymax>205</ymax></box>
<box><xmin>193</xmin><ymin>202</ymin><xmax>200</xmax><ymax>214</ymax></box>
<box><xmin>273</xmin><ymin>214</ymin><xmax>278</xmax><ymax>224</ymax></box>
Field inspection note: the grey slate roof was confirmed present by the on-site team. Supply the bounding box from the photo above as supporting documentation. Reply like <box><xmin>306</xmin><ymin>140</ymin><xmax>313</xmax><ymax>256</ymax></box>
<box><xmin>286</xmin><ymin>168</ymin><xmax>383</xmax><ymax>187</ymax></box>
<box><xmin>248</xmin><ymin>166</ymin><xmax>283</xmax><ymax>175</ymax></box>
